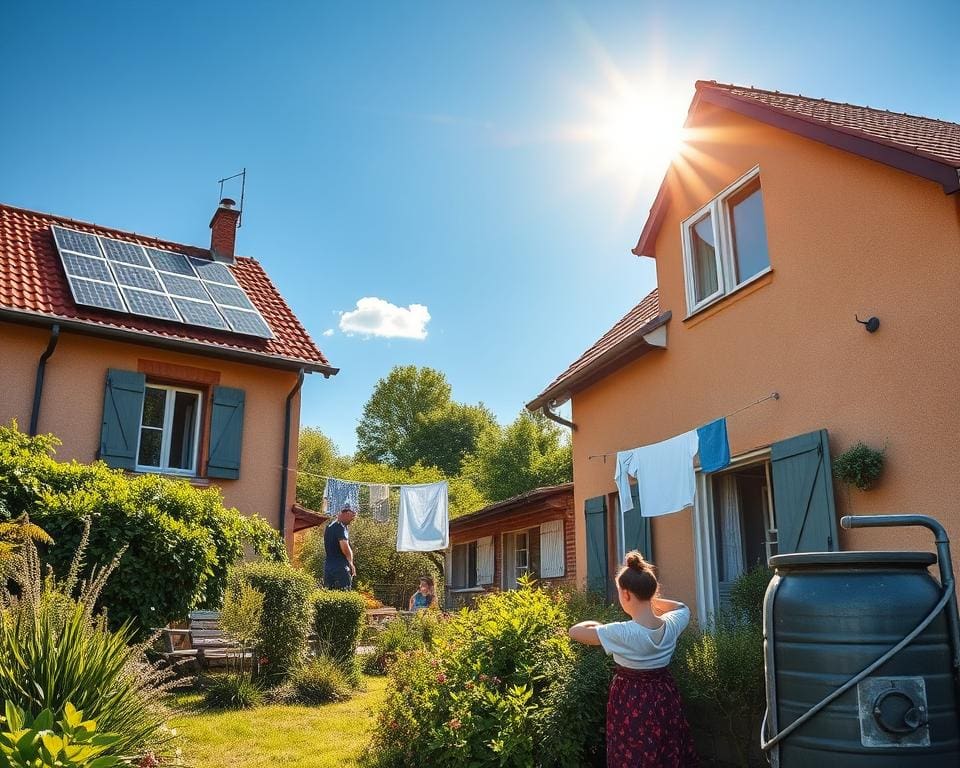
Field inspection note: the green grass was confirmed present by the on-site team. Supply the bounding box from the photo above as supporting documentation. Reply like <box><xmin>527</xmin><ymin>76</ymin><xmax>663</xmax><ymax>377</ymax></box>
<box><xmin>170</xmin><ymin>676</ymin><xmax>388</xmax><ymax>768</ymax></box>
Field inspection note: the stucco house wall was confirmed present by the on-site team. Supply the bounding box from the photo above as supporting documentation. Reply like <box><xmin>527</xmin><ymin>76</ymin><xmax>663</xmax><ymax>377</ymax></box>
<box><xmin>568</xmin><ymin>100</ymin><xmax>960</xmax><ymax>615</ymax></box>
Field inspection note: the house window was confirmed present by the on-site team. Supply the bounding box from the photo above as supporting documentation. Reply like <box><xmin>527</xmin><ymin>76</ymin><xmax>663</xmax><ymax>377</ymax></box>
<box><xmin>136</xmin><ymin>384</ymin><xmax>202</xmax><ymax>475</ymax></box>
<box><xmin>452</xmin><ymin>542</ymin><xmax>478</xmax><ymax>589</ymax></box>
<box><xmin>709</xmin><ymin>461</ymin><xmax>776</xmax><ymax>608</ymax></box>
<box><xmin>502</xmin><ymin>530</ymin><xmax>536</xmax><ymax>590</ymax></box>
<box><xmin>682</xmin><ymin>167</ymin><xmax>770</xmax><ymax>314</ymax></box>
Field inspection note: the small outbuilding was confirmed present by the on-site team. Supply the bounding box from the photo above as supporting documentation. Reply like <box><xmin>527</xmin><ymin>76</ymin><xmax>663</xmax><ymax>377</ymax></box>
<box><xmin>445</xmin><ymin>483</ymin><xmax>575</xmax><ymax>608</ymax></box>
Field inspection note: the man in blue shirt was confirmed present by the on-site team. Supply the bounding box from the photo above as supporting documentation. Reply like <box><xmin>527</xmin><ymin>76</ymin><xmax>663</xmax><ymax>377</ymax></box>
<box><xmin>323</xmin><ymin>502</ymin><xmax>357</xmax><ymax>590</ymax></box>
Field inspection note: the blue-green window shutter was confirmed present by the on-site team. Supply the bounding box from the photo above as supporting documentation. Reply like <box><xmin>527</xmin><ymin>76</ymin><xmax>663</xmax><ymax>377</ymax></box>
<box><xmin>584</xmin><ymin>495</ymin><xmax>609</xmax><ymax>596</ymax></box>
<box><xmin>207</xmin><ymin>386</ymin><xmax>246</xmax><ymax>479</ymax></box>
<box><xmin>624</xmin><ymin>483</ymin><xmax>653</xmax><ymax>562</ymax></box>
<box><xmin>771</xmin><ymin>429</ymin><xmax>838</xmax><ymax>555</ymax></box>
<box><xmin>99</xmin><ymin>369</ymin><xmax>146</xmax><ymax>470</ymax></box>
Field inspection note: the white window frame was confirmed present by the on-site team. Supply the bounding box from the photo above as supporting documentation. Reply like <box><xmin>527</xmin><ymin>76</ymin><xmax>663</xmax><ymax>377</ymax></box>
<box><xmin>681</xmin><ymin>166</ymin><xmax>771</xmax><ymax>316</ymax></box>
<box><xmin>501</xmin><ymin>528</ymin><xmax>532</xmax><ymax>590</ymax></box>
<box><xmin>692</xmin><ymin>447</ymin><xmax>775</xmax><ymax>626</ymax></box>
<box><xmin>135</xmin><ymin>383</ymin><xmax>204</xmax><ymax>476</ymax></box>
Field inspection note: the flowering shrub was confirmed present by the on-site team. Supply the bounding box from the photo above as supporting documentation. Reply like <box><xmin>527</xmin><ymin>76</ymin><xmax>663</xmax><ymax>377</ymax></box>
<box><xmin>363</xmin><ymin>580</ymin><xmax>599</xmax><ymax>768</ymax></box>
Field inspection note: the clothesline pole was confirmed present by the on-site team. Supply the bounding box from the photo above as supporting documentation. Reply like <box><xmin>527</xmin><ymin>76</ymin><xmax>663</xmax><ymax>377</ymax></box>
<box><xmin>587</xmin><ymin>391</ymin><xmax>780</xmax><ymax>462</ymax></box>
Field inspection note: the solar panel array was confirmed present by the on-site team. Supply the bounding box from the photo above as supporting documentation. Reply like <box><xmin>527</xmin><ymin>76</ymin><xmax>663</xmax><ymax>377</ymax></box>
<box><xmin>51</xmin><ymin>225</ymin><xmax>273</xmax><ymax>339</ymax></box>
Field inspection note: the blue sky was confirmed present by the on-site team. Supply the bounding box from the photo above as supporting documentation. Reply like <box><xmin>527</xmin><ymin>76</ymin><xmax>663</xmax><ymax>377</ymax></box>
<box><xmin>3</xmin><ymin>1</ymin><xmax>958</xmax><ymax>454</ymax></box>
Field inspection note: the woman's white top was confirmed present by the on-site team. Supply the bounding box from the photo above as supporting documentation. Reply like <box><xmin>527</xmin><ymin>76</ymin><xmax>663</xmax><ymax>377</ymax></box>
<box><xmin>595</xmin><ymin>605</ymin><xmax>691</xmax><ymax>669</ymax></box>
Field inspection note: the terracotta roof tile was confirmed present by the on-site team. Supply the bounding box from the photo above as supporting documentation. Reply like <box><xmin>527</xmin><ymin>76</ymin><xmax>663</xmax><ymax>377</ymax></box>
<box><xmin>700</xmin><ymin>81</ymin><xmax>960</xmax><ymax>168</ymax></box>
<box><xmin>0</xmin><ymin>203</ymin><xmax>332</xmax><ymax>371</ymax></box>
<box><xmin>528</xmin><ymin>289</ymin><xmax>661</xmax><ymax>409</ymax></box>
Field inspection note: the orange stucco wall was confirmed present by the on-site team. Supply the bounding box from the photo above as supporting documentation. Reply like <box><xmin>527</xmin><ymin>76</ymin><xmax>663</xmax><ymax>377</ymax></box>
<box><xmin>571</xmin><ymin>101</ymin><xmax>960</xmax><ymax>614</ymax></box>
<box><xmin>0</xmin><ymin>321</ymin><xmax>303</xmax><ymax>549</ymax></box>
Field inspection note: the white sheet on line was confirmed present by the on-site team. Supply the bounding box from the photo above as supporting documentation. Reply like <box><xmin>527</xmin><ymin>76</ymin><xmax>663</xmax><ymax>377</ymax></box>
<box><xmin>396</xmin><ymin>480</ymin><xmax>449</xmax><ymax>552</ymax></box>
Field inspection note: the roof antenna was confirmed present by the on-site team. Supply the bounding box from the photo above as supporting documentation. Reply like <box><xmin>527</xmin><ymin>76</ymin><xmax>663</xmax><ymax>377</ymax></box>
<box><xmin>217</xmin><ymin>168</ymin><xmax>246</xmax><ymax>228</ymax></box>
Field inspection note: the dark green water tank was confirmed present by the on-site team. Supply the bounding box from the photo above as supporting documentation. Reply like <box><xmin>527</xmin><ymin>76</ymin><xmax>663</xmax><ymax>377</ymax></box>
<box><xmin>765</xmin><ymin>551</ymin><xmax>960</xmax><ymax>767</ymax></box>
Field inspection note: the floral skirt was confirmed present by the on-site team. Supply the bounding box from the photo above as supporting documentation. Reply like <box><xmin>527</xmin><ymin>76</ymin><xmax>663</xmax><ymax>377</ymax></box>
<box><xmin>606</xmin><ymin>665</ymin><xmax>699</xmax><ymax>768</ymax></box>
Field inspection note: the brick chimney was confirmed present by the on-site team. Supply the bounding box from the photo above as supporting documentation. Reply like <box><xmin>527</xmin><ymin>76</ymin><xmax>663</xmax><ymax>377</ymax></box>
<box><xmin>209</xmin><ymin>198</ymin><xmax>240</xmax><ymax>263</ymax></box>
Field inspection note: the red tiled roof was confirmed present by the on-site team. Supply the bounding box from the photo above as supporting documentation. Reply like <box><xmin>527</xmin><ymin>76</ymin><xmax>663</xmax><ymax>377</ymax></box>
<box><xmin>702</xmin><ymin>81</ymin><xmax>960</xmax><ymax>169</ymax></box>
<box><xmin>0</xmin><ymin>202</ymin><xmax>334</xmax><ymax>373</ymax></box>
<box><xmin>635</xmin><ymin>81</ymin><xmax>960</xmax><ymax>257</ymax></box>
<box><xmin>527</xmin><ymin>289</ymin><xmax>665</xmax><ymax>411</ymax></box>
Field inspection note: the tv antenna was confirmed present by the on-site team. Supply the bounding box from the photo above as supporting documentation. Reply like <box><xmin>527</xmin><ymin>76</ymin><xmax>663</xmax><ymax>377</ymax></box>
<box><xmin>217</xmin><ymin>168</ymin><xmax>246</xmax><ymax>228</ymax></box>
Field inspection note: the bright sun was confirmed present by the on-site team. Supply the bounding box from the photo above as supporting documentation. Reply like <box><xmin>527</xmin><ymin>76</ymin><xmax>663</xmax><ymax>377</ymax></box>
<box><xmin>565</xmin><ymin>72</ymin><xmax>692</xmax><ymax>206</ymax></box>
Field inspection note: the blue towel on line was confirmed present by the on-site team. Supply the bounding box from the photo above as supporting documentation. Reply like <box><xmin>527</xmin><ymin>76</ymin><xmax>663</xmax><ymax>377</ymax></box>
<box><xmin>696</xmin><ymin>417</ymin><xmax>730</xmax><ymax>473</ymax></box>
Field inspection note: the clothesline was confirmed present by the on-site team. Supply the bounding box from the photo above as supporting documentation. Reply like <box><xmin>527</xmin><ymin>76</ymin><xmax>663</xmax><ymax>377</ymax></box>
<box><xmin>282</xmin><ymin>466</ymin><xmax>407</xmax><ymax>488</ymax></box>
<box><xmin>587</xmin><ymin>391</ymin><xmax>780</xmax><ymax>462</ymax></box>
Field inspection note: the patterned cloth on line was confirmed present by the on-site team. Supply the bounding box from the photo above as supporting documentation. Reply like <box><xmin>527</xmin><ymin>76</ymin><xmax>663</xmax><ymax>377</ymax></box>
<box><xmin>322</xmin><ymin>477</ymin><xmax>360</xmax><ymax>516</ymax></box>
<box><xmin>369</xmin><ymin>483</ymin><xmax>391</xmax><ymax>523</ymax></box>
<box><xmin>606</xmin><ymin>666</ymin><xmax>699</xmax><ymax>767</ymax></box>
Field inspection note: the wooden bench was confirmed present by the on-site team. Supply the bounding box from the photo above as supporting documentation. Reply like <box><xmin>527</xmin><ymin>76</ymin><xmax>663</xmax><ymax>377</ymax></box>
<box><xmin>159</xmin><ymin>610</ymin><xmax>249</xmax><ymax>672</ymax></box>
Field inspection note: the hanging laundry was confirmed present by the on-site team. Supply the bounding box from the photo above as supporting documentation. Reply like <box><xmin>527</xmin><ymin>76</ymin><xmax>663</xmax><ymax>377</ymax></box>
<box><xmin>615</xmin><ymin>431</ymin><xmax>699</xmax><ymax>518</ymax></box>
<box><xmin>615</xmin><ymin>448</ymin><xmax>642</xmax><ymax>514</ymax></box>
<box><xmin>369</xmin><ymin>483</ymin><xmax>391</xmax><ymax>523</ymax></box>
<box><xmin>696</xmin><ymin>417</ymin><xmax>730</xmax><ymax>472</ymax></box>
<box><xmin>323</xmin><ymin>477</ymin><xmax>360</xmax><ymax>517</ymax></box>
<box><xmin>397</xmin><ymin>481</ymin><xmax>449</xmax><ymax>552</ymax></box>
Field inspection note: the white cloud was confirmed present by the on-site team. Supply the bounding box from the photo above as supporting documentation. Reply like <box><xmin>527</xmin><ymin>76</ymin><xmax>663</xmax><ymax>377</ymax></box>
<box><xmin>338</xmin><ymin>297</ymin><xmax>431</xmax><ymax>340</ymax></box>
<box><xmin>322</xmin><ymin>328</ymin><xmax>335</xmax><ymax>337</ymax></box>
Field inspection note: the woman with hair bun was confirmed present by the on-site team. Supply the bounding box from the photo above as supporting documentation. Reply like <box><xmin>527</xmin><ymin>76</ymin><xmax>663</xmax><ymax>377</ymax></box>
<box><xmin>569</xmin><ymin>551</ymin><xmax>698</xmax><ymax>767</ymax></box>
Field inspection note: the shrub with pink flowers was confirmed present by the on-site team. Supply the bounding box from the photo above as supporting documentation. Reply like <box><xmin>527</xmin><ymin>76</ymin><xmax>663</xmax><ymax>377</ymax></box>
<box><xmin>361</xmin><ymin>578</ymin><xmax>614</xmax><ymax>768</ymax></box>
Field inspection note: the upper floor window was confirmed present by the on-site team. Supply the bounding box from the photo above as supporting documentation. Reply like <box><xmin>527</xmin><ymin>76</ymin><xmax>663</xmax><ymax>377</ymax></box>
<box><xmin>136</xmin><ymin>384</ymin><xmax>202</xmax><ymax>475</ymax></box>
<box><xmin>682</xmin><ymin>167</ymin><xmax>770</xmax><ymax>314</ymax></box>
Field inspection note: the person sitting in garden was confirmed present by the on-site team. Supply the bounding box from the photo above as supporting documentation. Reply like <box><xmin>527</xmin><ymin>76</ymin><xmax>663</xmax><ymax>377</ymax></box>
<box><xmin>568</xmin><ymin>551</ymin><xmax>698</xmax><ymax>768</ymax></box>
<box><xmin>408</xmin><ymin>576</ymin><xmax>436</xmax><ymax>612</ymax></box>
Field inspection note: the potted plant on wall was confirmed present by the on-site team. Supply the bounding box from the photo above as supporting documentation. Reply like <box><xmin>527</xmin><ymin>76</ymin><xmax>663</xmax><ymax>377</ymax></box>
<box><xmin>833</xmin><ymin>442</ymin><xmax>885</xmax><ymax>491</ymax></box>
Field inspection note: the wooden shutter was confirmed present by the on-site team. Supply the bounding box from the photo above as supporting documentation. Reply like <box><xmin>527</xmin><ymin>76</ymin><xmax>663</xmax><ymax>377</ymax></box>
<box><xmin>99</xmin><ymin>369</ymin><xmax>146</xmax><ymax>470</ymax></box>
<box><xmin>476</xmin><ymin>536</ymin><xmax>494</xmax><ymax>585</ymax></box>
<box><xmin>207</xmin><ymin>386</ymin><xmax>246</xmax><ymax>479</ymax></box>
<box><xmin>584</xmin><ymin>496</ymin><xmax>608</xmax><ymax>595</ymax></box>
<box><xmin>540</xmin><ymin>520</ymin><xmax>565</xmax><ymax>578</ymax></box>
<box><xmin>771</xmin><ymin>429</ymin><xmax>839</xmax><ymax>554</ymax></box>
<box><xmin>624</xmin><ymin>482</ymin><xmax>653</xmax><ymax>562</ymax></box>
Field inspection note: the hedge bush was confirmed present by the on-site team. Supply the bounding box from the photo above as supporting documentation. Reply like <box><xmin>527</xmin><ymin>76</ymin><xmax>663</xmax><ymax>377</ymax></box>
<box><xmin>0</xmin><ymin>424</ymin><xmax>285</xmax><ymax>634</ymax></box>
<box><xmin>228</xmin><ymin>562</ymin><xmax>314</xmax><ymax>680</ymax></box>
<box><xmin>312</xmin><ymin>589</ymin><xmax>366</xmax><ymax>663</ymax></box>
<box><xmin>364</xmin><ymin>610</ymin><xmax>441</xmax><ymax>675</ymax></box>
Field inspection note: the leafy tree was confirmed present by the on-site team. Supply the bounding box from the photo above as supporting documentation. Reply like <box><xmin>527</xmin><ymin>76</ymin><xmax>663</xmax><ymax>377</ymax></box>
<box><xmin>464</xmin><ymin>410</ymin><xmax>572</xmax><ymax>502</ymax></box>
<box><xmin>403</xmin><ymin>402</ymin><xmax>498</xmax><ymax>475</ymax></box>
<box><xmin>355</xmin><ymin>366</ymin><xmax>452</xmax><ymax>466</ymax></box>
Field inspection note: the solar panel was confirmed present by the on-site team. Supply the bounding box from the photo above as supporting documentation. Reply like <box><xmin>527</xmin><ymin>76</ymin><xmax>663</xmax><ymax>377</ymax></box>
<box><xmin>112</xmin><ymin>263</ymin><xmax>163</xmax><ymax>292</ymax></box>
<box><xmin>52</xmin><ymin>226</ymin><xmax>102</xmax><ymax>257</ymax></box>
<box><xmin>121</xmin><ymin>288</ymin><xmax>180</xmax><ymax>321</ymax></box>
<box><xmin>204</xmin><ymin>282</ymin><xmax>254</xmax><ymax>309</ymax></box>
<box><xmin>174</xmin><ymin>298</ymin><xmax>230</xmax><ymax>330</ymax></box>
<box><xmin>145</xmin><ymin>248</ymin><xmax>195</xmax><ymax>276</ymax></box>
<box><xmin>159</xmin><ymin>273</ymin><xmax>208</xmax><ymax>300</ymax></box>
<box><xmin>190</xmin><ymin>257</ymin><xmax>237</xmax><ymax>285</ymax></box>
<box><xmin>220</xmin><ymin>307</ymin><xmax>272</xmax><ymax>337</ymax></box>
<box><xmin>61</xmin><ymin>252</ymin><xmax>114</xmax><ymax>282</ymax></box>
<box><xmin>51</xmin><ymin>225</ymin><xmax>272</xmax><ymax>338</ymax></box>
<box><xmin>70</xmin><ymin>278</ymin><xmax>126</xmax><ymax>312</ymax></box>
<box><xmin>99</xmin><ymin>238</ymin><xmax>150</xmax><ymax>267</ymax></box>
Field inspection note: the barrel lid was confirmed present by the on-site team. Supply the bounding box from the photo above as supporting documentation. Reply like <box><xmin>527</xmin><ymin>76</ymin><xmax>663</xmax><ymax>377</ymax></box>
<box><xmin>770</xmin><ymin>551</ymin><xmax>936</xmax><ymax>568</ymax></box>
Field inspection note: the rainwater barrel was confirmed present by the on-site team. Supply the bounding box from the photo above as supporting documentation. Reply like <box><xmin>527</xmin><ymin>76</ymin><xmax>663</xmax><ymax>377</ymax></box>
<box><xmin>764</xmin><ymin>551</ymin><xmax>960</xmax><ymax>767</ymax></box>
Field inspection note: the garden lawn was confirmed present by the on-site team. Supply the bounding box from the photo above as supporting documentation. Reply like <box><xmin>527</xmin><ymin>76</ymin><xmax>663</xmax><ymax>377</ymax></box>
<box><xmin>171</xmin><ymin>676</ymin><xmax>388</xmax><ymax>768</ymax></box>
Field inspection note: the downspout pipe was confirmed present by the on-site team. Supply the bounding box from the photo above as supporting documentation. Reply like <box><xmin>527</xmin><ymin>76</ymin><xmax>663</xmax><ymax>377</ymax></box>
<box><xmin>542</xmin><ymin>399</ymin><xmax>576</xmax><ymax>431</ymax></box>
<box><xmin>279</xmin><ymin>368</ymin><xmax>306</xmax><ymax>547</ymax></box>
<box><xmin>29</xmin><ymin>324</ymin><xmax>60</xmax><ymax>436</ymax></box>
